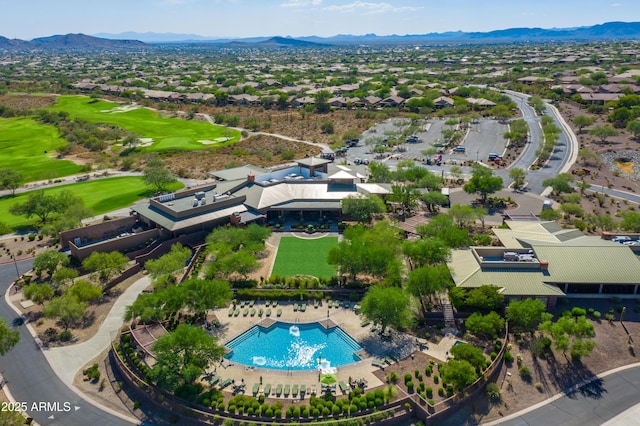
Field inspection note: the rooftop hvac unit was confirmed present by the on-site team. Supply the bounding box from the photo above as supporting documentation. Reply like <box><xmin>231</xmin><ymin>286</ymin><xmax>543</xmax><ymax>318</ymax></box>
<box><xmin>195</xmin><ymin>191</ymin><xmax>206</xmax><ymax>200</ymax></box>
<box><xmin>159</xmin><ymin>193</ymin><xmax>175</xmax><ymax>203</ymax></box>
<box><xmin>503</xmin><ymin>252</ymin><xmax>519</xmax><ymax>261</ymax></box>
<box><xmin>193</xmin><ymin>198</ymin><xmax>199</xmax><ymax>207</ymax></box>
<box><xmin>201</xmin><ymin>198</ymin><xmax>206</xmax><ymax>205</ymax></box>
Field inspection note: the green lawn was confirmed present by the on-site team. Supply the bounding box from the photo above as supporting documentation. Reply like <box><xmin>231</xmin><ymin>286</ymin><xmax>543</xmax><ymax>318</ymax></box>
<box><xmin>0</xmin><ymin>117</ymin><xmax>82</xmax><ymax>182</ymax></box>
<box><xmin>271</xmin><ymin>236</ymin><xmax>338</xmax><ymax>279</ymax></box>
<box><xmin>48</xmin><ymin>96</ymin><xmax>241</xmax><ymax>151</ymax></box>
<box><xmin>0</xmin><ymin>176</ymin><xmax>183</xmax><ymax>230</ymax></box>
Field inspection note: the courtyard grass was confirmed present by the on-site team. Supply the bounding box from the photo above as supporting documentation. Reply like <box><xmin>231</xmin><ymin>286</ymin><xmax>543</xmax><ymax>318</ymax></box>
<box><xmin>48</xmin><ymin>96</ymin><xmax>241</xmax><ymax>151</ymax></box>
<box><xmin>0</xmin><ymin>176</ymin><xmax>183</xmax><ymax>230</ymax></box>
<box><xmin>271</xmin><ymin>236</ymin><xmax>338</xmax><ymax>279</ymax></box>
<box><xmin>0</xmin><ymin>116</ymin><xmax>82</xmax><ymax>182</ymax></box>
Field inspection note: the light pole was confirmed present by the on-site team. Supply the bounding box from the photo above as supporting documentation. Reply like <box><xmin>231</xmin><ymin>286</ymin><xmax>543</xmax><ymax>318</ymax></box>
<box><xmin>9</xmin><ymin>250</ymin><xmax>20</xmax><ymax>281</ymax></box>
<box><xmin>476</xmin><ymin>149</ymin><xmax>479</xmax><ymax>162</ymax></box>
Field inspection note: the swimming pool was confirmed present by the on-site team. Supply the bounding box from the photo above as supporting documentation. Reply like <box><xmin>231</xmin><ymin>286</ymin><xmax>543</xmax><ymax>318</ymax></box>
<box><xmin>224</xmin><ymin>322</ymin><xmax>362</xmax><ymax>371</ymax></box>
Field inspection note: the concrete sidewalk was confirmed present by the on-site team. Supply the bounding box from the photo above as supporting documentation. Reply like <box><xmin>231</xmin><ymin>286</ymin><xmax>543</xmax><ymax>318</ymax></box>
<box><xmin>44</xmin><ymin>275</ymin><xmax>152</xmax><ymax>384</ymax></box>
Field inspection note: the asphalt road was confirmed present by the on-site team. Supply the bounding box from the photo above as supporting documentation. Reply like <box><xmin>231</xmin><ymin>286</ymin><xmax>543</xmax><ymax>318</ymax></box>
<box><xmin>490</xmin><ymin>365</ymin><xmax>640</xmax><ymax>426</ymax></box>
<box><xmin>498</xmin><ymin>90</ymin><xmax>575</xmax><ymax>195</ymax></box>
<box><xmin>0</xmin><ymin>260</ymin><xmax>136</xmax><ymax>426</ymax></box>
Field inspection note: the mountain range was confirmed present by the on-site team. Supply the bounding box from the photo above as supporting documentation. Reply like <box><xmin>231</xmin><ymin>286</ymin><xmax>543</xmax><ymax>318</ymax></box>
<box><xmin>0</xmin><ymin>33</ymin><xmax>150</xmax><ymax>50</ymax></box>
<box><xmin>95</xmin><ymin>21</ymin><xmax>640</xmax><ymax>44</ymax></box>
<box><xmin>1</xmin><ymin>22</ymin><xmax>639</xmax><ymax>51</ymax></box>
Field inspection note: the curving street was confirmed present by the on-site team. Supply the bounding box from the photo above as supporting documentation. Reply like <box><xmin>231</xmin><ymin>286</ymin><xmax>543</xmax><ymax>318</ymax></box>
<box><xmin>0</xmin><ymin>260</ymin><xmax>136</xmax><ymax>426</ymax></box>
<box><xmin>484</xmin><ymin>364</ymin><xmax>640</xmax><ymax>426</ymax></box>
<box><xmin>497</xmin><ymin>90</ymin><xmax>576</xmax><ymax>195</ymax></box>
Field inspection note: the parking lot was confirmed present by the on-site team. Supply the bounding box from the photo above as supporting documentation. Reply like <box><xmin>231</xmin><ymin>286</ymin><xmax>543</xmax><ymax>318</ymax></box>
<box><xmin>341</xmin><ymin>118</ymin><xmax>509</xmax><ymax>179</ymax></box>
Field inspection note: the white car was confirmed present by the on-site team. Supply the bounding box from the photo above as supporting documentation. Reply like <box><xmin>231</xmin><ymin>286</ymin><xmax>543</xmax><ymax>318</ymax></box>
<box><xmin>612</xmin><ymin>236</ymin><xmax>632</xmax><ymax>243</ymax></box>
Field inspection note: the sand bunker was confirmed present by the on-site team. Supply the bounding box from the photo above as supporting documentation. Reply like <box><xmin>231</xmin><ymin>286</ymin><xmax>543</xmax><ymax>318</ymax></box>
<box><xmin>199</xmin><ymin>137</ymin><xmax>231</xmax><ymax>145</ymax></box>
<box><xmin>137</xmin><ymin>138</ymin><xmax>154</xmax><ymax>147</ymax></box>
<box><xmin>101</xmin><ymin>104</ymin><xmax>140</xmax><ymax>113</ymax></box>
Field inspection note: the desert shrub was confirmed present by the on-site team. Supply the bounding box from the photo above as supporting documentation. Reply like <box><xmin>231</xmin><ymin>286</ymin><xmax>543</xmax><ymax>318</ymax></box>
<box><xmin>426</xmin><ymin>387</ymin><xmax>433</xmax><ymax>398</ymax></box>
<box><xmin>503</xmin><ymin>351</ymin><xmax>513</xmax><ymax>363</ymax></box>
<box><xmin>571</xmin><ymin>307</ymin><xmax>586</xmax><ymax>317</ymax></box>
<box><xmin>486</xmin><ymin>382</ymin><xmax>501</xmax><ymax>401</ymax></box>
<box><xmin>519</xmin><ymin>365</ymin><xmax>532</xmax><ymax>380</ymax></box>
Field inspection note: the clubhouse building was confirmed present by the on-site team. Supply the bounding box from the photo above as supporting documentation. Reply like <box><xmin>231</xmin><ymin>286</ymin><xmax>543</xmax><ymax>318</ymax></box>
<box><xmin>60</xmin><ymin>158</ymin><xmax>390</xmax><ymax>259</ymax></box>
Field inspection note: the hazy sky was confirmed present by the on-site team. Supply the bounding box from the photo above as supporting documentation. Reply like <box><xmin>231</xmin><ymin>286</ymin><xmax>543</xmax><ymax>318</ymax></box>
<box><xmin>0</xmin><ymin>0</ymin><xmax>636</xmax><ymax>39</ymax></box>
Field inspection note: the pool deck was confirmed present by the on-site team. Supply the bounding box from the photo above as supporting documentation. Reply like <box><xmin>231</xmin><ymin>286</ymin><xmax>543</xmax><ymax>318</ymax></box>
<box><xmin>205</xmin><ymin>301</ymin><xmax>392</xmax><ymax>399</ymax></box>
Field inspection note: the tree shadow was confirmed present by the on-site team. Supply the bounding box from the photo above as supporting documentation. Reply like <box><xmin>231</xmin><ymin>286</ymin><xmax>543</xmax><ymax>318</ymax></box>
<box><xmin>544</xmin><ymin>352</ymin><xmax>606</xmax><ymax>400</ymax></box>
<box><xmin>81</xmin><ymin>310</ymin><xmax>96</xmax><ymax>329</ymax></box>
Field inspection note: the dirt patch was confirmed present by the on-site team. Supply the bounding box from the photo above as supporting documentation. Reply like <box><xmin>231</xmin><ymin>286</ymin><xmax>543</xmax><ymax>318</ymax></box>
<box><xmin>73</xmin><ymin>346</ymin><xmax>171</xmax><ymax>424</ymax></box>
<box><xmin>446</xmin><ymin>299</ymin><xmax>640</xmax><ymax>425</ymax></box>
<box><xmin>12</xmin><ymin>271</ymin><xmax>145</xmax><ymax>346</ymax></box>
<box><xmin>561</xmin><ymin>100</ymin><xmax>640</xmax><ymax>195</ymax></box>
<box><xmin>0</xmin><ymin>235</ymin><xmax>53</xmax><ymax>264</ymax></box>
<box><xmin>0</xmin><ymin>94</ymin><xmax>57</xmax><ymax>110</ymax></box>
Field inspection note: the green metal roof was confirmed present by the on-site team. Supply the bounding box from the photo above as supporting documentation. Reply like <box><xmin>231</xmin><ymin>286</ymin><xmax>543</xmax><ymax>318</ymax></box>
<box><xmin>533</xmin><ymin>245</ymin><xmax>640</xmax><ymax>284</ymax></box>
<box><xmin>458</xmin><ymin>269</ymin><xmax>566</xmax><ymax>296</ymax></box>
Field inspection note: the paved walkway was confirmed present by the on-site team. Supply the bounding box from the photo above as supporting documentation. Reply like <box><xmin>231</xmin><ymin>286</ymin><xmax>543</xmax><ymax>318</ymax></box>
<box><xmin>43</xmin><ymin>275</ymin><xmax>153</xmax><ymax>384</ymax></box>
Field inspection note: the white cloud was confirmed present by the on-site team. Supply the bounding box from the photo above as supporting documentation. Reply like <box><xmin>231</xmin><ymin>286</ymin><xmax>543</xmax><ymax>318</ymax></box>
<box><xmin>323</xmin><ymin>1</ymin><xmax>421</xmax><ymax>15</ymax></box>
<box><xmin>281</xmin><ymin>0</ymin><xmax>323</xmax><ymax>8</ymax></box>
<box><xmin>611</xmin><ymin>2</ymin><xmax>621</xmax><ymax>6</ymax></box>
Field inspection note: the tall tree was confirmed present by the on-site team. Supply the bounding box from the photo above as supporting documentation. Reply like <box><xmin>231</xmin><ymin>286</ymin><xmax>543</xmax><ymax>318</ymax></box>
<box><xmin>314</xmin><ymin>90</ymin><xmax>331</xmax><ymax>114</ymax></box>
<box><xmin>543</xmin><ymin>173</ymin><xmax>574</xmax><ymax>196</ymax></box>
<box><xmin>341</xmin><ymin>194</ymin><xmax>386</xmax><ymax>224</ymax></box>
<box><xmin>441</xmin><ymin>359</ymin><xmax>478</xmax><ymax>391</ymax></box>
<box><xmin>406</xmin><ymin>264</ymin><xmax>453</xmax><ymax>312</ymax></box>
<box><xmin>463</xmin><ymin>164</ymin><xmax>503</xmax><ymax>204</ymax></box>
<box><xmin>420</xmin><ymin>191</ymin><xmax>449</xmax><ymax>213</ymax></box>
<box><xmin>9</xmin><ymin>190</ymin><xmax>90</xmax><ymax>230</ymax></box>
<box><xmin>620</xmin><ymin>211</ymin><xmax>640</xmax><ymax>232</ymax></box>
<box><xmin>34</xmin><ymin>250</ymin><xmax>69</xmax><ymax>278</ymax></box>
<box><xmin>145</xmin><ymin>243</ymin><xmax>192</xmax><ymax>283</ymax></box>
<box><xmin>65</xmin><ymin>279</ymin><xmax>102</xmax><ymax>303</ymax></box>
<box><xmin>578</xmin><ymin>148</ymin><xmax>598</xmax><ymax>166</ymax></box>
<box><xmin>182</xmin><ymin>279</ymin><xmax>232</xmax><ymax>317</ymax></box>
<box><xmin>539</xmin><ymin>313</ymin><xmax>596</xmax><ymax>361</ymax></box>
<box><xmin>0</xmin><ymin>318</ymin><xmax>19</xmax><ymax>355</ymax></box>
<box><xmin>360</xmin><ymin>285</ymin><xmax>414</xmax><ymax>333</ymax></box>
<box><xmin>82</xmin><ymin>251</ymin><xmax>129</xmax><ymax>284</ymax></box>
<box><xmin>389</xmin><ymin>184</ymin><xmax>420</xmax><ymax>215</ymax></box>
<box><xmin>403</xmin><ymin>240</ymin><xmax>451</xmax><ymax>267</ymax></box>
<box><xmin>151</xmin><ymin>324</ymin><xmax>225</xmax><ymax>392</ymax></box>
<box><xmin>508</xmin><ymin>167</ymin><xmax>527</xmax><ymax>190</ymax></box>
<box><xmin>416</xmin><ymin>214</ymin><xmax>469</xmax><ymax>248</ymax></box>
<box><xmin>450</xmin><ymin>343</ymin><xmax>487</xmax><ymax>373</ymax></box>
<box><xmin>465</xmin><ymin>311</ymin><xmax>505</xmax><ymax>339</ymax></box>
<box><xmin>328</xmin><ymin>222</ymin><xmax>402</xmax><ymax>281</ymax></box>
<box><xmin>43</xmin><ymin>295</ymin><xmax>87</xmax><ymax>330</ymax></box>
<box><xmin>143</xmin><ymin>156</ymin><xmax>177</xmax><ymax>192</ymax></box>
<box><xmin>589</xmin><ymin>125</ymin><xmax>619</xmax><ymax>144</ymax></box>
<box><xmin>506</xmin><ymin>298</ymin><xmax>547</xmax><ymax>333</ymax></box>
<box><xmin>0</xmin><ymin>169</ymin><xmax>23</xmax><ymax>196</ymax></box>
<box><xmin>573</xmin><ymin>115</ymin><xmax>595</xmax><ymax>133</ymax></box>
<box><xmin>626</xmin><ymin>119</ymin><xmax>640</xmax><ymax>139</ymax></box>
<box><xmin>9</xmin><ymin>190</ymin><xmax>61</xmax><ymax>224</ymax></box>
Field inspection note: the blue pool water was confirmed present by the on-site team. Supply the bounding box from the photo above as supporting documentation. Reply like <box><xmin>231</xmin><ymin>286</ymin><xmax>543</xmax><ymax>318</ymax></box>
<box><xmin>224</xmin><ymin>322</ymin><xmax>362</xmax><ymax>371</ymax></box>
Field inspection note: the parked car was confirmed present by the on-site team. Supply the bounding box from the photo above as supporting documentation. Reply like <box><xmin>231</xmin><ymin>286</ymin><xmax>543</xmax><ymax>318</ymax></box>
<box><xmin>452</xmin><ymin>146</ymin><xmax>466</xmax><ymax>153</ymax></box>
<box><xmin>612</xmin><ymin>236</ymin><xmax>632</xmax><ymax>243</ymax></box>
<box><xmin>405</xmin><ymin>135</ymin><xmax>419</xmax><ymax>143</ymax></box>
<box><xmin>488</xmin><ymin>153</ymin><xmax>502</xmax><ymax>160</ymax></box>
